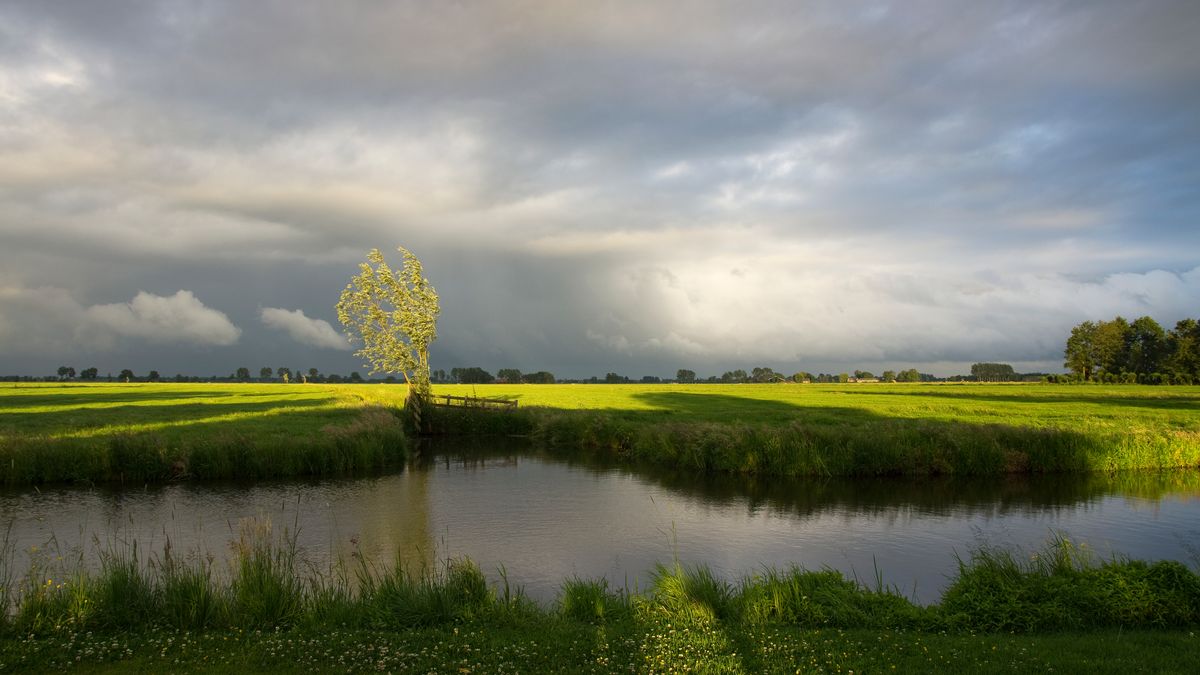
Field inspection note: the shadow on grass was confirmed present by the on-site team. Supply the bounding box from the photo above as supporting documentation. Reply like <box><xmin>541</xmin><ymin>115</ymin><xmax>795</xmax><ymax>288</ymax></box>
<box><xmin>0</xmin><ymin>390</ymin><xmax>327</xmax><ymax>410</ymax></box>
<box><xmin>509</xmin><ymin>391</ymin><xmax>1200</xmax><ymax>476</ymax></box>
<box><xmin>0</xmin><ymin>398</ymin><xmax>342</xmax><ymax>438</ymax></box>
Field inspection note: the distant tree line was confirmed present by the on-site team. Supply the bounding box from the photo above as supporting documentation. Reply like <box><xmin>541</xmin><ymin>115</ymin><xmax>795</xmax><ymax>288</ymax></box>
<box><xmin>1062</xmin><ymin>315</ymin><xmax>1200</xmax><ymax>384</ymax></box>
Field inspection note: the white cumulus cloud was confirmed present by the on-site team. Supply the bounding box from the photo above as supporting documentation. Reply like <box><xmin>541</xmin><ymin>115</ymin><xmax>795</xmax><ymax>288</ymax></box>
<box><xmin>0</xmin><ymin>287</ymin><xmax>240</xmax><ymax>354</ymax></box>
<box><xmin>260</xmin><ymin>307</ymin><xmax>349</xmax><ymax>350</ymax></box>
<box><xmin>84</xmin><ymin>291</ymin><xmax>241</xmax><ymax>347</ymax></box>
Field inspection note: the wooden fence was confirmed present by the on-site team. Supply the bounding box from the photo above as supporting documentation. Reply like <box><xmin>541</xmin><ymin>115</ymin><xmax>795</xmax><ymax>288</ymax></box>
<box><xmin>423</xmin><ymin>393</ymin><xmax>518</xmax><ymax>411</ymax></box>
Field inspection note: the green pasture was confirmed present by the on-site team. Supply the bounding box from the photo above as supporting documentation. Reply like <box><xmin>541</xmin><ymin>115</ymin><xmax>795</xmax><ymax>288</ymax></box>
<box><xmin>0</xmin><ymin>383</ymin><xmax>410</xmax><ymax>484</ymax></box>
<box><xmin>4</xmin><ymin>382</ymin><xmax>1200</xmax><ymax>483</ymax></box>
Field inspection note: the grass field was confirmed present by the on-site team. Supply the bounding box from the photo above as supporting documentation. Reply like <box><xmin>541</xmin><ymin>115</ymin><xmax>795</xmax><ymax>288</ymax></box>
<box><xmin>431</xmin><ymin>382</ymin><xmax>1200</xmax><ymax>476</ymax></box>
<box><xmin>0</xmin><ymin>382</ymin><xmax>410</xmax><ymax>484</ymax></box>
<box><xmin>3</xmin><ymin>382</ymin><xmax>1200</xmax><ymax>484</ymax></box>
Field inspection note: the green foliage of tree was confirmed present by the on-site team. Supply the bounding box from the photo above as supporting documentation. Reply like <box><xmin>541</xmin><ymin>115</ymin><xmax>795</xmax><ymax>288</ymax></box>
<box><xmin>235</xmin><ymin>367</ymin><xmax>250</xmax><ymax>381</ymax></box>
<box><xmin>337</xmin><ymin>247</ymin><xmax>440</xmax><ymax>397</ymax></box>
<box><xmin>896</xmin><ymin>368</ymin><xmax>921</xmax><ymax>383</ymax></box>
<box><xmin>1167</xmin><ymin>318</ymin><xmax>1200</xmax><ymax>383</ymax></box>
<box><xmin>881</xmin><ymin>370</ymin><xmax>896</xmax><ymax>382</ymax></box>
<box><xmin>1063</xmin><ymin>315</ymin><xmax>1200</xmax><ymax>384</ymax></box>
<box><xmin>751</xmin><ymin>366</ymin><xmax>782</xmax><ymax>383</ymax></box>
<box><xmin>853</xmin><ymin>370</ymin><xmax>875</xmax><ymax>380</ymax></box>
<box><xmin>792</xmin><ymin>371</ymin><xmax>813</xmax><ymax>383</ymax></box>
<box><xmin>452</xmin><ymin>367</ymin><xmax>495</xmax><ymax>384</ymax></box>
<box><xmin>970</xmin><ymin>363</ymin><xmax>1016</xmax><ymax>382</ymax></box>
<box><xmin>119</xmin><ymin>369</ymin><xmax>135</xmax><ymax>382</ymax></box>
<box><xmin>147</xmin><ymin>370</ymin><xmax>160</xmax><ymax>382</ymax></box>
<box><xmin>260</xmin><ymin>367</ymin><xmax>273</xmax><ymax>380</ymax></box>
<box><xmin>497</xmin><ymin>368</ymin><xmax>523</xmax><ymax>383</ymax></box>
<box><xmin>1126</xmin><ymin>316</ymin><xmax>1167</xmax><ymax>376</ymax></box>
<box><xmin>676</xmin><ymin>369</ymin><xmax>696</xmax><ymax>383</ymax></box>
<box><xmin>522</xmin><ymin>371</ymin><xmax>556</xmax><ymax>384</ymax></box>
<box><xmin>56</xmin><ymin>366</ymin><xmax>75</xmax><ymax>380</ymax></box>
<box><xmin>1064</xmin><ymin>321</ymin><xmax>1099</xmax><ymax>381</ymax></box>
<box><xmin>80</xmin><ymin>367</ymin><xmax>98</xmax><ymax>380</ymax></box>
<box><xmin>604</xmin><ymin>372</ymin><xmax>628</xmax><ymax>383</ymax></box>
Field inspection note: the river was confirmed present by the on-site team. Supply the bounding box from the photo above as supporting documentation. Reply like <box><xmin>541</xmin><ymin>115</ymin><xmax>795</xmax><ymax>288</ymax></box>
<box><xmin>2</xmin><ymin>438</ymin><xmax>1198</xmax><ymax>605</ymax></box>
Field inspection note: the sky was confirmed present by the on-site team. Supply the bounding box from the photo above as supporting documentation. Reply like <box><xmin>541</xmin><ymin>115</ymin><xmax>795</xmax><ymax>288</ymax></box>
<box><xmin>1</xmin><ymin>0</ymin><xmax>1198</xmax><ymax>379</ymax></box>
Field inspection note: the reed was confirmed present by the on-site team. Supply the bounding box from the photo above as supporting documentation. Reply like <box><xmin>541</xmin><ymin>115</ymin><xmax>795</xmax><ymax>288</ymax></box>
<box><xmin>0</xmin><ymin>528</ymin><xmax>1196</xmax><ymax>660</ymax></box>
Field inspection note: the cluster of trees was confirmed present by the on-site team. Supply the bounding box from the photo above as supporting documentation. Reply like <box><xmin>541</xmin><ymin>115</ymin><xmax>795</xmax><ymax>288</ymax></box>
<box><xmin>41</xmin><ymin>366</ymin><xmax>379</xmax><ymax>384</ymax></box>
<box><xmin>434</xmin><ymin>367</ymin><xmax>557</xmax><ymax>384</ymax></box>
<box><xmin>673</xmin><ymin>367</ymin><xmax>929</xmax><ymax>384</ymax></box>
<box><xmin>1064</xmin><ymin>316</ymin><xmax>1200</xmax><ymax>384</ymax></box>
<box><xmin>970</xmin><ymin>363</ymin><xmax>1017</xmax><ymax>382</ymax></box>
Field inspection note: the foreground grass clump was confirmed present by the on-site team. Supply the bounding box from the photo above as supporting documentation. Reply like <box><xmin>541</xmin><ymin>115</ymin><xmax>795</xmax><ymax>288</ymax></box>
<box><xmin>429</xmin><ymin>383</ymin><xmax>1200</xmax><ymax>476</ymax></box>
<box><xmin>0</xmin><ymin>383</ymin><xmax>410</xmax><ymax>484</ymax></box>
<box><xmin>1</xmin><ymin>529</ymin><xmax>1197</xmax><ymax>672</ymax></box>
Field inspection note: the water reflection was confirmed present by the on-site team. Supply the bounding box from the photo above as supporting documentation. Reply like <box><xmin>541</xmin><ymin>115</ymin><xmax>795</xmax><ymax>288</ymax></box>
<box><xmin>1</xmin><ymin>437</ymin><xmax>1197</xmax><ymax>605</ymax></box>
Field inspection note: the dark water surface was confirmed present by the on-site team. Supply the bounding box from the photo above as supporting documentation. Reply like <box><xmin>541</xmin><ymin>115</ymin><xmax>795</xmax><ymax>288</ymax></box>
<box><xmin>3</xmin><ymin>439</ymin><xmax>1198</xmax><ymax>604</ymax></box>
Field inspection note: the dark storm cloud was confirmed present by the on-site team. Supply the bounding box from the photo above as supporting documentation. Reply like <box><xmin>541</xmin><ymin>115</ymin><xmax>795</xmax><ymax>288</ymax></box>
<box><xmin>1</xmin><ymin>1</ymin><xmax>1198</xmax><ymax>376</ymax></box>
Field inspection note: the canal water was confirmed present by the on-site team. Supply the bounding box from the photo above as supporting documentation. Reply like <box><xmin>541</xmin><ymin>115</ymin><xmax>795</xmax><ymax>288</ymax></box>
<box><xmin>2</xmin><ymin>439</ymin><xmax>1198</xmax><ymax>605</ymax></box>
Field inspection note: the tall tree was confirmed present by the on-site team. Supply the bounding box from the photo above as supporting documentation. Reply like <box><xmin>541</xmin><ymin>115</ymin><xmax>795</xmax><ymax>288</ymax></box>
<box><xmin>1093</xmin><ymin>316</ymin><xmax>1131</xmax><ymax>375</ymax></box>
<box><xmin>1126</xmin><ymin>316</ymin><xmax>1167</xmax><ymax>376</ymax></box>
<box><xmin>57</xmin><ymin>366</ymin><xmax>75</xmax><ymax>380</ymax></box>
<box><xmin>260</xmin><ymin>367</ymin><xmax>273</xmax><ymax>380</ymax></box>
<box><xmin>118</xmin><ymin>369</ymin><xmax>135</xmax><ymax>382</ymax></box>
<box><xmin>676</xmin><ymin>369</ymin><xmax>696</xmax><ymax>383</ymax></box>
<box><xmin>1167</xmin><ymin>318</ymin><xmax>1200</xmax><ymax>383</ymax></box>
<box><xmin>1064</xmin><ymin>320</ymin><xmax>1098</xmax><ymax>380</ymax></box>
<box><xmin>337</xmin><ymin>246</ymin><xmax>439</xmax><ymax>398</ymax></box>
<box><xmin>235</xmin><ymin>367</ymin><xmax>251</xmax><ymax>381</ymax></box>
<box><xmin>80</xmin><ymin>367</ymin><xmax>98</xmax><ymax>380</ymax></box>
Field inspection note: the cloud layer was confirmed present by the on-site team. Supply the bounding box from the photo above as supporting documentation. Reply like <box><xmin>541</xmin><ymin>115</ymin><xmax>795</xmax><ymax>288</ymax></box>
<box><xmin>260</xmin><ymin>307</ymin><xmax>349</xmax><ymax>350</ymax></box>
<box><xmin>1</xmin><ymin>1</ymin><xmax>1197</xmax><ymax>376</ymax></box>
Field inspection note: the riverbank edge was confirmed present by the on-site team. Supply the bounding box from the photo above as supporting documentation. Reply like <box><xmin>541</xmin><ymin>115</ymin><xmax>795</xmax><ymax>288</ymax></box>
<box><xmin>425</xmin><ymin>404</ymin><xmax>1200</xmax><ymax>476</ymax></box>
<box><xmin>0</xmin><ymin>406</ymin><xmax>409</xmax><ymax>485</ymax></box>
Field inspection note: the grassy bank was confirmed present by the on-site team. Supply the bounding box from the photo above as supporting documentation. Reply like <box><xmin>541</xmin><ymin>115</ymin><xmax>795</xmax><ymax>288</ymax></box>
<box><xmin>0</xmin><ymin>383</ymin><xmax>410</xmax><ymax>484</ymax></box>
<box><xmin>431</xmin><ymin>383</ymin><xmax>1200</xmax><ymax>476</ymax></box>
<box><xmin>5</xmin><ymin>382</ymin><xmax>1200</xmax><ymax>484</ymax></box>
<box><xmin>0</xmin><ymin>529</ymin><xmax>1197</xmax><ymax>672</ymax></box>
